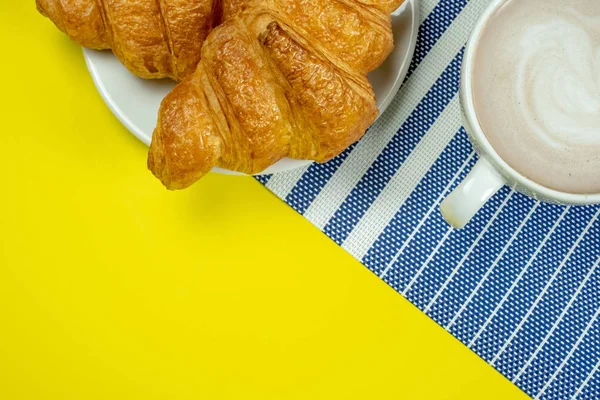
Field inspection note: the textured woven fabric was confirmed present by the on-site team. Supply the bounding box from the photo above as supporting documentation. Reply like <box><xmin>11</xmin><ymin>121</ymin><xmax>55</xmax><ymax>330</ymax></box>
<box><xmin>256</xmin><ymin>1</ymin><xmax>600</xmax><ymax>398</ymax></box>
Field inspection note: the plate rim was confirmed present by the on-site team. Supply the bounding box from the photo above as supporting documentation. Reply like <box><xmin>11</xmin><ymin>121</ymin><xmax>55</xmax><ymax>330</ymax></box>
<box><xmin>376</xmin><ymin>0</ymin><xmax>420</xmax><ymax>119</ymax></box>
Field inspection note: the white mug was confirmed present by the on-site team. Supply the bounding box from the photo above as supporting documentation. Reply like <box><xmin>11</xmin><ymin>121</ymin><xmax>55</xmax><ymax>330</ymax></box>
<box><xmin>440</xmin><ymin>0</ymin><xmax>600</xmax><ymax>229</ymax></box>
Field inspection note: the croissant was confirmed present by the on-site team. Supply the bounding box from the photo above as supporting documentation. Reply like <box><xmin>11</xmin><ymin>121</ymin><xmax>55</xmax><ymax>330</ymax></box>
<box><xmin>36</xmin><ymin>0</ymin><xmax>252</xmax><ymax>80</ymax></box>
<box><xmin>148</xmin><ymin>0</ymin><xmax>404</xmax><ymax>189</ymax></box>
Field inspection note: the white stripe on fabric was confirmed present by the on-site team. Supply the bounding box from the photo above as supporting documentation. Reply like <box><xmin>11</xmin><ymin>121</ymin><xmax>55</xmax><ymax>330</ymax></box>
<box><xmin>342</xmin><ymin>95</ymin><xmax>461</xmax><ymax>260</ymax></box>
<box><xmin>536</xmin><ymin>260</ymin><xmax>600</xmax><ymax>400</ymax></box>
<box><xmin>572</xmin><ymin>357</ymin><xmax>600</xmax><ymax>400</ymax></box>
<box><xmin>420</xmin><ymin>0</ymin><xmax>441</xmax><ymax>23</ymax></box>
<box><xmin>445</xmin><ymin>201</ymin><xmax>541</xmax><ymax>330</ymax></box>
<box><xmin>515</xmin><ymin>257</ymin><xmax>600</xmax><ymax>385</ymax></box>
<box><xmin>302</xmin><ymin>0</ymin><xmax>490</xmax><ymax>230</ymax></box>
<box><xmin>492</xmin><ymin>209</ymin><xmax>600</xmax><ymax>367</ymax></box>
<box><xmin>402</xmin><ymin>226</ymin><xmax>454</xmax><ymax>296</ymax></box>
<box><xmin>379</xmin><ymin>150</ymin><xmax>476</xmax><ymax>279</ymax></box>
<box><xmin>468</xmin><ymin>207</ymin><xmax>571</xmax><ymax>349</ymax></box>
<box><xmin>266</xmin><ymin>166</ymin><xmax>310</xmax><ymax>200</ymax></box>
<box><xmin>423</xmin><ymin>189</ymin><xmax>516</xmax><ymax>314</ymax></box>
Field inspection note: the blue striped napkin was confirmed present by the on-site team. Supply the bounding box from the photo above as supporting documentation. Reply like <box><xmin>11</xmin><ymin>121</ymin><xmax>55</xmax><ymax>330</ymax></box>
<box><xmin>256</xmin><ymin>1</ymin><xmax>600</xmax><ymax>399</ymax></box>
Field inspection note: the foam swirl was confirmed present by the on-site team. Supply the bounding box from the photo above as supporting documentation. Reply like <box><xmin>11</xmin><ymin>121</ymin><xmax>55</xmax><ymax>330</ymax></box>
<box><xmin>516</xmin><ymin>14</ymin><xmax>600</xmax><ymax>148</ymax></box>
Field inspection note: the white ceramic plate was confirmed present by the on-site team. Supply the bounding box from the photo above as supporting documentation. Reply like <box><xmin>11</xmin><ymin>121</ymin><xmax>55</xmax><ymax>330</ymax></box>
<box><xmin>84</xmin><ymin>0</ymin><xmax>419</xmax><ymax>175</ymax></box>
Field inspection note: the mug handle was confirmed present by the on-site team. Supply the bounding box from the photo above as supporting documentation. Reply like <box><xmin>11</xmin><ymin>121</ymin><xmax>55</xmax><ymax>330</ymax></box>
<box><xmin>440</xmin><ymin>157</ymin><xmax>506</xmax><ymax>229</ymax></box>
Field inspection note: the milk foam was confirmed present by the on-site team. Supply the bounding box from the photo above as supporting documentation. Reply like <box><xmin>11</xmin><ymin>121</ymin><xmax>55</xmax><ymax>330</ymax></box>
<box><xmin>517</xmin><ymin>16</ymin><xmax>600</xmax><ymax>148</ymax></box>
<box><xmin>472</xmin><ymin>0</ymin><xmax>600</xmax><ymax>194</ymax></box>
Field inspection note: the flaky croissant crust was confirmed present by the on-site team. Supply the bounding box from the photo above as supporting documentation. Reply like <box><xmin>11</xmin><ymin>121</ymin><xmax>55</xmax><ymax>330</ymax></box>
<box><xmin>37</xmin><ymin>0</ymin><xmax>251</xmax><ymax>80</ymax></box>
<box><xmin>148</xmin><ymin>0</ymin><xmax>405</xmax><ymax>189</ymax></box>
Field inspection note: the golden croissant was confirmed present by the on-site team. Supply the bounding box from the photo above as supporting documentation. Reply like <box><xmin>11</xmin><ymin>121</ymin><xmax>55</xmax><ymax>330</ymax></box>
<box><xmin>149</xmin><ymin>0</ymin><xmax>405</xmax><ymax>189</ymax></box>
<box><xmin>36</xmin><ymin>0</ymin><xmax>252</xmax><ymax>80</ymax></box>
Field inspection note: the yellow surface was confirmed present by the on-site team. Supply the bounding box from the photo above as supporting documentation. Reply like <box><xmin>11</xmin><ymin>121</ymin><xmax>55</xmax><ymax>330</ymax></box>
<box><xmin>0</xmin><ymin>3</ymin><xmax>528</xmax><ymax>399</ymax></box>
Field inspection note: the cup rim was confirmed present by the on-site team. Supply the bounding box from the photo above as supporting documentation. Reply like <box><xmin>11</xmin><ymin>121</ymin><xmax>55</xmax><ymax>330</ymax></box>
<box><xmin>461</xmin><ymin>0</ymin><xmax>600</xmax><ymax>205</ymax></box>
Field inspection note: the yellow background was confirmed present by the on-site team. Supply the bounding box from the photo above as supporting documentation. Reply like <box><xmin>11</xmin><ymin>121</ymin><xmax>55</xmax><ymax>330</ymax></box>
<box><xmin>0</xmin><ymin>2</ymin><xmax>528</xmax><ymax>399</ymax></box>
